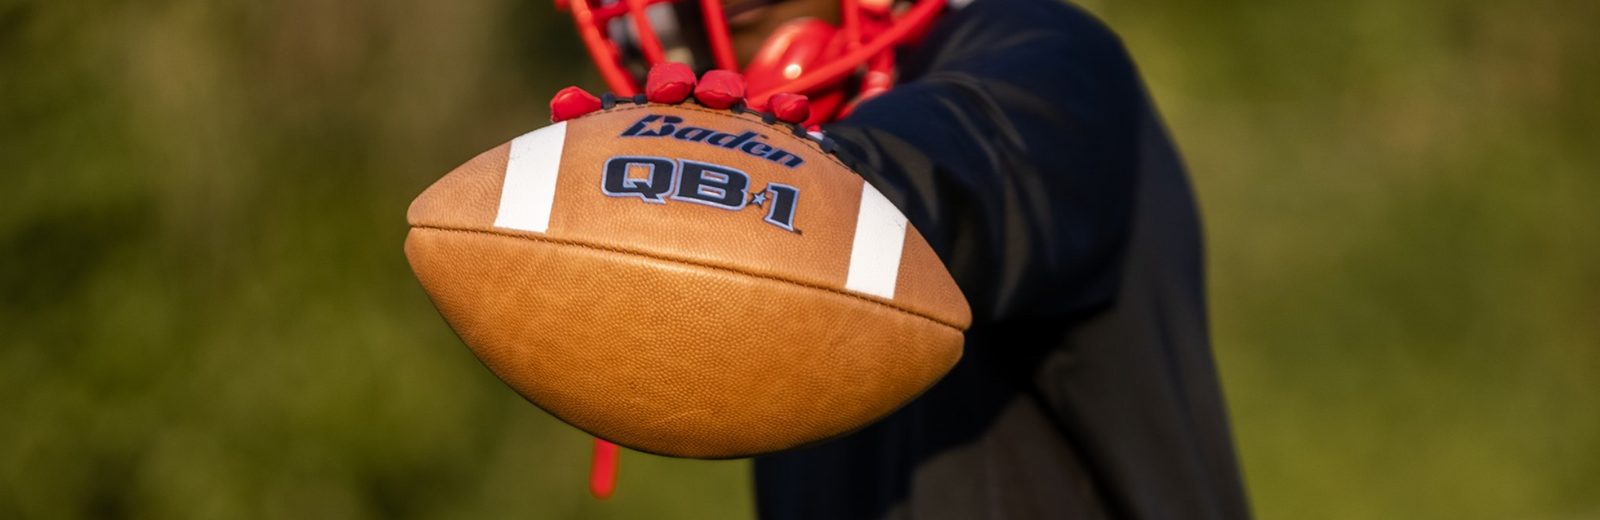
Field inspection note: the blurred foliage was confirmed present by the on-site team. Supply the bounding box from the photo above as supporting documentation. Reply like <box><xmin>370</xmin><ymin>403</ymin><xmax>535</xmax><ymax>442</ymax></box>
<box><xmin>1</xmin><ymin>0</ymin><xmax>1596</xmax><ymax>518</ymax></box>
<box><xmin>1083</xmin><ymin>0</ymin><xmax>1600</xmax><ymax>518</ymax></box>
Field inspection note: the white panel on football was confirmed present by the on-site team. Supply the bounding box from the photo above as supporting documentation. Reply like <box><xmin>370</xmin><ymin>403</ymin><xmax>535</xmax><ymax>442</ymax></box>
<box><xmin>845</xmin><ymin>182</ymin><xmax>909</xmax><ymax>300</ymax></box>
<box><xmin>494</xmin><ymin>121</ymin><xmax>569</xmax><ymax>233</ymax></box>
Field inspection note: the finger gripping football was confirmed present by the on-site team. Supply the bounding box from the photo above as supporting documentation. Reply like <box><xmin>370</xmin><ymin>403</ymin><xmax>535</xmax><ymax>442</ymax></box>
<box><xmin>404</xmin><ymin>102</ymin><xmax>971</xmax><ymax>459</ymax></box>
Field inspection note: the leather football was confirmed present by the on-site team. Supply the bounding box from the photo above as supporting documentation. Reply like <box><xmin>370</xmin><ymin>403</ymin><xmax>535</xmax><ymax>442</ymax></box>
<box><xmin>405</xmin><ymin>102</ymin><xmax>970</xmax><ymax>459</ymax></box>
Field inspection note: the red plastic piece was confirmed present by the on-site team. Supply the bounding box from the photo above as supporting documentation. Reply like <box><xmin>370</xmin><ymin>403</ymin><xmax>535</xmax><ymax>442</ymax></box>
<box><xmin>747</xmin><ymin>0</ymin><xmax>943</xmax><ymax>107</ymax></box>
<box><xmin>769</xmin><ymin>93</ymin><xmax>811</xmax><ymax>124</ymax></box>
<box><xmin>646</xmin><ymin>63</ymin><xmax>697</xmax><ymax>104</ymax></box>
<box><xmin>550</xmin><ymin>86</ymin><xmax>603</xmax><ymax>122</ymax></box>
<box><xmin>698</xmin><ymin>0</ymin><xmax>740</xmax><ymax>72</ymax></box>
<box><xmin>744</xmin><ymin>19</ymin><xmax>841</xmax><ymax>98</ymax></box>
<box><xmin>562</xmin><ymin>0</ymin><xmax>639</xmax><ymax>96</ymax></box>
<box><xmin>694</xmin><ymin>70</ymin><xmax>747</xmax><ymax>109</ymax></box>
<box><xmin>625</xmin><ymin>0</ymin><xmax>667</xmax><ymax>65</ymax></box>
<box><xmin>590</xmin><ymin>438</ymin><xmax>619</xmax><ymax>500</ymax></box>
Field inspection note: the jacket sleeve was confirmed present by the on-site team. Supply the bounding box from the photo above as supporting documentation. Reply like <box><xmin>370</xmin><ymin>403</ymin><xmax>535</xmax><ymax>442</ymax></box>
<box><xmin>823</xmin><ymin>1</ymin><xmax>1146</xmax><ymax>324</ymax></box>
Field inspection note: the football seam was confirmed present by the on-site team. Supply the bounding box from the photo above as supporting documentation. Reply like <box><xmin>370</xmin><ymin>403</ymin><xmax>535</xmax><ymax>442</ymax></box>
<box><xmin>411</xmin><ymin>224</ymin><xmax>965</xmax><ymax>332</ymax></box>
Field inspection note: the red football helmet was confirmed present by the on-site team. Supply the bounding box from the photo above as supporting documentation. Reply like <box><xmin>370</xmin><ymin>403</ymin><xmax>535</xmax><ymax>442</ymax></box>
<box><xmin>554</xmin><ymin>0</ymin><xmax>946</xmax><ymax>125</ymax></box>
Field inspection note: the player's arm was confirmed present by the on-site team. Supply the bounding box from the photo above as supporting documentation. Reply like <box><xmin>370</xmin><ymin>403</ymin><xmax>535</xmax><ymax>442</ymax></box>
<box><xmin>823</xmin><ymin>1</ymin><xmax>1145</xmax><ymax>324</ymax></box>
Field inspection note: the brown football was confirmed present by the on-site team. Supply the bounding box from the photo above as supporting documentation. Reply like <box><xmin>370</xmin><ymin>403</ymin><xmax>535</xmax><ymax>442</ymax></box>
<box><xmin>404</xmin><ymin>102</ymin><xmax>970</xmax><ymax>459</ymax></box>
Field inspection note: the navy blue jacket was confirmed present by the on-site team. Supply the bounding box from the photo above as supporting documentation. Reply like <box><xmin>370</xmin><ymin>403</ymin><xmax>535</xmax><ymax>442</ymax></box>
<box><xmin>753</xmin><ymin>0</ymin><xmax>1252</xmax><ymax>518</ymax></box>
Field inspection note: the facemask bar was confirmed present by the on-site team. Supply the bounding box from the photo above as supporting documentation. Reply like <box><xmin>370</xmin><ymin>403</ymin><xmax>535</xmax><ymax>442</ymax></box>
<box><xmin>557</xmin><ymin>0</ymin><xmax>944</xmax><ymax>116</ymax></box>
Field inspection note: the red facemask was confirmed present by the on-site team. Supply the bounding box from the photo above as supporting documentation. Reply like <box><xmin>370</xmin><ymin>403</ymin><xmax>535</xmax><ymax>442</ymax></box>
<box><xmin>554</xmin><ymin>0</ymin><xmax>946</xmax><ymax>125</ymax></box>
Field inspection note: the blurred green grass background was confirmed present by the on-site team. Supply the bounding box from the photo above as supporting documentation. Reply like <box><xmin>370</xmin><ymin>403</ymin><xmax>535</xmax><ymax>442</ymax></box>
<box><xmin>2</xmin><ymin>0</ymin><xmax>1596</xmax><ymax>518</ymax></box>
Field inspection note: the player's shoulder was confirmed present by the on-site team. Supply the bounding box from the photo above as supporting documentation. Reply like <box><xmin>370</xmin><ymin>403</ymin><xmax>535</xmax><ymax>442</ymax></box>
<box><xmin>949</xmin><ymin>0</ymin><xmax>1121</xmax><ymax>41</ymax></box>
<box><xmin>910</xmin><ymin>0</ymin><xmax>1134</xmax><ymax>76</ymax></box>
